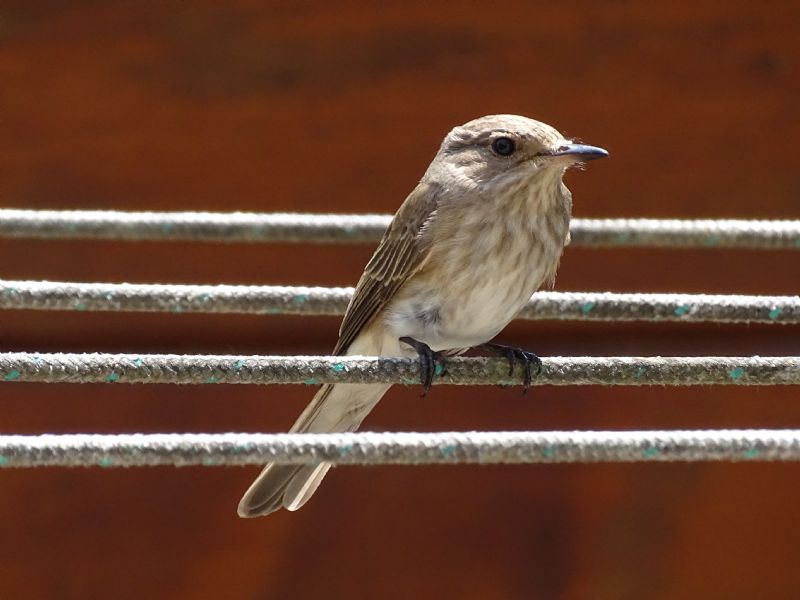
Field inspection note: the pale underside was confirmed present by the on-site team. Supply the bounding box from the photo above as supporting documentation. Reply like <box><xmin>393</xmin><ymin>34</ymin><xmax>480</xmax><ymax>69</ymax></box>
<box><xmin>338</xmin><ymin>167</ymin><xmax>572</xmax><ymax>360</ymax></box>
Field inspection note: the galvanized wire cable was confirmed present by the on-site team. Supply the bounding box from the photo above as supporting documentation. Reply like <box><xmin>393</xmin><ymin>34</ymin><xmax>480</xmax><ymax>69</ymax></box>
<box><xmin>1</xmin><ymin>209</ymin><xmax>799</xmax><ymax>249</ymax></box>
<box><xmin>0</xmin><ymin>209</ymin><xmax>389</xmax><ymax>244</ymax></box>
<box><xmin>1</xmin><ymin>279</ymin><xmax>798</xmax><ymax>324</ymax></box>
<box><xmin>0</xmin><ymin>430</ymin><xmax>798</xmax><ymax>468</ymax></box>
<box><xmin>0</xmin><ymin>353</ymin><xmax>797</xmax><ymax>386</ymax></box>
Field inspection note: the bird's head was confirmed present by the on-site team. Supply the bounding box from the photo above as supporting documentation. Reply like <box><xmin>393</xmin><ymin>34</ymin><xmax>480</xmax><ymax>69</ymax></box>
<box><xmin>430</xmin><ymin>114</ymin><xmax>607</xmax><ymax>196</ymax></box>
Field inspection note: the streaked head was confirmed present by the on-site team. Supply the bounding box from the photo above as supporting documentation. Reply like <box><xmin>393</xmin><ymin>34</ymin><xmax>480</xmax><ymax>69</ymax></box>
<box><xmin>430</xmin><ymin>114</ymin><xmax>607</xmax><ymax>192</ymax></box>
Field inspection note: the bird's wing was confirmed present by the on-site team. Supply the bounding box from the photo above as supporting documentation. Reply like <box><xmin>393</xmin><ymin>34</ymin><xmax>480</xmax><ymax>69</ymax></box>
<box><xmin>334</xmin><ymin>181</ymin><xmax>441</xmax><ymax>355</ymax></box>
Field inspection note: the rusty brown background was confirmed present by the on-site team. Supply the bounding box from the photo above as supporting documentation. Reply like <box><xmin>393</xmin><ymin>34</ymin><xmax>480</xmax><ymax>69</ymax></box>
<box><xmin>2</xmin><ymin>1</ymin><xmax>800</xmax><ymax>598</ymax></box>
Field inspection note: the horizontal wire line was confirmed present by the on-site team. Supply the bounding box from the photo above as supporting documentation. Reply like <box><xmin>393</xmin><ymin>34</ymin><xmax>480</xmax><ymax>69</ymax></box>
<box><xmin>1</xmin><ymin>209</ymin><xmax>799</xmax><ymax>249</ymax></box>
<box><xmin>0</xmin><ymin>430</ymin><xmax>798</xmax><ymax>467</ymax></box>
<box><xmin>0</xmin><ymin>353</ymin><xmax>798</xmax><ymax>386</ymax></box>
<box><xmin>1</xmin><ymin>279</ymin><xmax>798</xmax><ymax>324</ymax></box>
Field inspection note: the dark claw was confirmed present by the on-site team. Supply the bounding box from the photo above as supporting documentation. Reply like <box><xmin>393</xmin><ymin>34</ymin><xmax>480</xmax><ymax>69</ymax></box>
<box><xmin>399</xmin><ymin>336</ymin><xmax>447</xmax><ymax>396</ymax></box>
<box><xmin>482</xmin><ymin>343</ymin><xmax>543</xmax><ymax>394</ymax></box>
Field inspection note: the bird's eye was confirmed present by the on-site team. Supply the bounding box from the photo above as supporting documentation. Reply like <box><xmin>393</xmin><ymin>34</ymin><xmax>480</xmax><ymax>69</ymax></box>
<box><xmin>491</xmin><ymin>137</ymin><xmax>516</xmax><ymax>156</ymax></box>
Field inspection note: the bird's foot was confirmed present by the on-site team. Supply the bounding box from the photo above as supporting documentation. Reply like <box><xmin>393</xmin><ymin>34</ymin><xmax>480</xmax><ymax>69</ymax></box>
<box><xmin>399</xmin><ymin>336</ymin><xmax>447</xmax><ymax>397</ymax></box>
<box><xmin>481</xmin><ymin>342</ymin><xmax>542</xmax><ymax>394</ymax></box>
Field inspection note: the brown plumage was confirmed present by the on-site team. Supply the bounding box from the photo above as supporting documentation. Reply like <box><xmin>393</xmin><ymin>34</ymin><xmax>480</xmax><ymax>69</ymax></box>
<box><xmin>335</xmin><ymin>181</ymin><xmax>441</xmax><ymax>355</ymax></box>
<box><xmin>237</xmin><ymin>114</ymin><xmax>607</xmax><ymax>517</ymax></box>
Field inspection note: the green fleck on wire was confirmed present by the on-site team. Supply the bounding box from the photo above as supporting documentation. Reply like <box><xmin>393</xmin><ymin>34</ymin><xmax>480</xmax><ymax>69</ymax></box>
<box><xmin>580</xmin><ymin>301</ymin><xmax>595</xmax><ymax>314</ymax></box>
<box><xmin>744</xmin><ymin>447</ymin><xmax>759</xmax><ymax>459</ymax></box>
<box><xmin>131</xmin><ymin>358</ymin><xmax>143</xmax><ymax>367</ymax></box>
<box><xmin>704</xmin><ymin>234</ymin><xmax>720</xmax><ymax>247</ymax></box>
<box><xmin>338</xmin><ymin>444</ymin><xmax>353</xmax><ymax>456</ymax></box>
<box><xmin>542</xmin><ymin>445</ymin><xmax>556</xmax><ymax>458</ymax></box>
<box><xmin>441</xmin><ymin>445</ymin><xmax>456</xmax><ymax>457</ymax></box>
<box><xmin>98</xmin><ymin>457</ymin><xmax>113</xmax><ymax>468</ymax></box>
<box><xmin>768</xmin><ymin>307</ymin><xmax>782</xmax><ymax>320</ymax></box>
<box><xmin>674</xmin><ymin>304</ymin><xmax>690</xmax><ymax>316</ymax></box>
<box><xmin>106</xmin><ymin>372</ymin><xmax>120</xmax><ymax>383</ymax></box>
<box><xmin>0</xmin><ymin>456</ymin><xmax>8</xmax><ymax>467</ymax></box>
<box><xmin>232</xmin><ymin>359</ymin><xmax>245</xmax><ymax>370</ymax></box>
<box><xmin>204</xmin><ymin>375</ymin><xmax>220</xmax><ymax>384</ymax></box>
<box><xmin>303</xmin><ymin>378</ymin><xmax>319</xmax><ymax>385</ymax></box>
<box><xmin>332</xmin><ymin>363</ymin><xmax>346</xmax><ymax>373</ymax></box>
<box><xmin>615</xmin><ymin>232</ymin><xmax>632</xmax><ymax>244</ymax></box>
<box><xmin>643</xmin><ymin>447</ymin><xmax>659</xmax><ymax>458</ymax></box>
<box><xmin>292</xmin><ymin>294</ymin><xmax>308</xmax><ymax>304</ymax></box>
<box><xmin>729</xmin><ymin>367</ymin><xmax>745</xmax><ymax>380</ymax></box>
<box><xmin>3</xmin><ymin>370</ymin><xmax>21</xmax><ymax>381</ymax></box>
<box><xmin>434</xmin><ymin>363</ymin><xmax>445</xmax><ymax>376</ymax></box>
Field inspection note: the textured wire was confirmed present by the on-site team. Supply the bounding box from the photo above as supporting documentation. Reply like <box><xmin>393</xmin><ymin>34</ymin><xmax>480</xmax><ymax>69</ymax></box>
<box><xmin>0</xmin><ymin>430</ymin><xmax>798</xmax><ymax>467</ymax></box>
<box><xmin>2</xmin><ymin>279</ymin><xmax>798</xmax><ymax>324</ymax></box>
<box><xmin>0</xmin><ymin>353</ymin><xmax>798</xmax><ymax>386</ymax></box>
<box><xmin>1</xmin><ymin>209</ymin><xmax>799</xmax><ymax>249</ymax></box>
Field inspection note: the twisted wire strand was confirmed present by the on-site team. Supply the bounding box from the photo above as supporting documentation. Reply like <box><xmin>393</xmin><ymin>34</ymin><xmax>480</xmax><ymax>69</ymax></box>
<box><xmin>1</xmin><ymin>279</ymin><xmax>798</xmax><ymax>324</ymax></box>
<box><xmin>0</xmin><ymin>430</ymin><xmax>798</xmax><ymax>468</ymax></box>
<box><xmin>0</xmin><ymin>353</ymin><xmax>798</xmax><ymax>386</ymax></box>
<box><xmin>1</xmin><ymin>209</ymin><xmax>799</xmax><ymax>249</ymax></box>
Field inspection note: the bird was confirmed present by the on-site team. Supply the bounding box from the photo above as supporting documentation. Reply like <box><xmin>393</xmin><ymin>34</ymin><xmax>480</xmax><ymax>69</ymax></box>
<box><xmin>237</xmin><ymin>114</ymin><xmax>607</xmax><ymax>518</ymax></box>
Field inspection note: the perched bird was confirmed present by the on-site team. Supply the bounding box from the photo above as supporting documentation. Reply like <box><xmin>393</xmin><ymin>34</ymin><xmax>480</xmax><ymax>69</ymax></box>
<box><xmin>238</xmin><ymin>114</ymin><xmax>607</xmax><ymax>518</ymax></box>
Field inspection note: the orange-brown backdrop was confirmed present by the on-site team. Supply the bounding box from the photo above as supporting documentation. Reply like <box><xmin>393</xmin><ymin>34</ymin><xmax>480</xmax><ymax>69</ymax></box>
<box><xmin>2</xmin><ymin>2</ymin><xmax>800</xmax><ymax>598</ymax></box>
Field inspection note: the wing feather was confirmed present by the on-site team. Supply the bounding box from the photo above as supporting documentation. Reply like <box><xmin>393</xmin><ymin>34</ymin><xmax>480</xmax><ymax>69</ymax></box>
<box><xmin>334</xmin><ymin>182</ymin><xmax>440</xmax><ymax>355</ymax></box>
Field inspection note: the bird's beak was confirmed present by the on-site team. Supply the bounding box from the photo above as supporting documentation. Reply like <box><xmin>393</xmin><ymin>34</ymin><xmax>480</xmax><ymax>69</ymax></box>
<box><xmin>548</xmin><ymin>143</ymin><xmax>608</xmax><ymax>161</ymax></box>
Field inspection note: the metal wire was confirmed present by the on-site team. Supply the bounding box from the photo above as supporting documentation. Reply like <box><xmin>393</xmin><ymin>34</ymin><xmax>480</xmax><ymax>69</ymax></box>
<box><xmin>3</xmin><ymin>211</ymin><xmax>798</xmax><ymax>476</ymax></box>
<box><xmin>0</xmin><ymin>430</ymin><xmax>798</xmax><ymax>467</ymax></box>
<box><xmin>2</xmin><ymin>279</ymin><xmax>798</xmax><ymax>324</ymax></box>
<box><xmin>0</xmin><ymin>353</ymin><xmax>797</xmax><ymax>386</ymax></box>
<box><xmin>1</xmin><ymin>209</ymin><xmax>799</xmax><ymax>249</ymax></box>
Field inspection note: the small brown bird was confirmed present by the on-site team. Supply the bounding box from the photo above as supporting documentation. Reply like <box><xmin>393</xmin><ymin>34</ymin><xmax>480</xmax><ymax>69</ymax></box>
<box><xmin>238</xmin><ymin>114</ymin><xmax>607</xmax><ymax>517</ymax></box>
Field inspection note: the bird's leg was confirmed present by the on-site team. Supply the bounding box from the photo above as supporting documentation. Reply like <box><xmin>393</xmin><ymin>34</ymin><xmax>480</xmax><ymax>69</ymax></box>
<box><xmin>481</xmin><ymin>342</ymin><xmax>543</xmax><ymax>393</ymax></box>
<box><xmin>399</xmin><ymin>336</ymin><xmax>447</xmax><ymax>396</ymax></box>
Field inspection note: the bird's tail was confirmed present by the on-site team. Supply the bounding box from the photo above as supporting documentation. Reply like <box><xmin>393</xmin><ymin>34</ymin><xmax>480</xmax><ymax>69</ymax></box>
<box><xmin>237</xmin><ymin>381</ymin><xmax>391</xmax><ymax>518</ymax></box>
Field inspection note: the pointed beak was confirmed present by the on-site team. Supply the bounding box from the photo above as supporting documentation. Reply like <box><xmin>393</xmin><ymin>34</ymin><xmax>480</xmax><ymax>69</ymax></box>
<box><xmin>548</xmin><ymin>143</ymin><xmax>609</xmax><ymax>161</ymax></box>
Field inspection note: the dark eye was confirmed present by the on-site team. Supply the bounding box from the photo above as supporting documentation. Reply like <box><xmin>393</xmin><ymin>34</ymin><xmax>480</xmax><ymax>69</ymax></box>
<box><xmin>491</xmin><ymin>137</ymin><xmax>516</xmax><ymax>156</ymax></box>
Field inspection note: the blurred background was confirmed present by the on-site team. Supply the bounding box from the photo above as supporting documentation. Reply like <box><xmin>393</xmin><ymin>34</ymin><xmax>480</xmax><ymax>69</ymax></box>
<box><xmin>2</xmin><ymin>1</ymin><xmax>800</xmax><ymax>598</ymax></box>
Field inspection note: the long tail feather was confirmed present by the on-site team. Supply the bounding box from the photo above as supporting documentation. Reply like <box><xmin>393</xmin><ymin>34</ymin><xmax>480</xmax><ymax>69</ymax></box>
<box><xmin>237</xmin><ymin>382</ymin><xmax>390</xmax><ymax>518</ymax></box>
